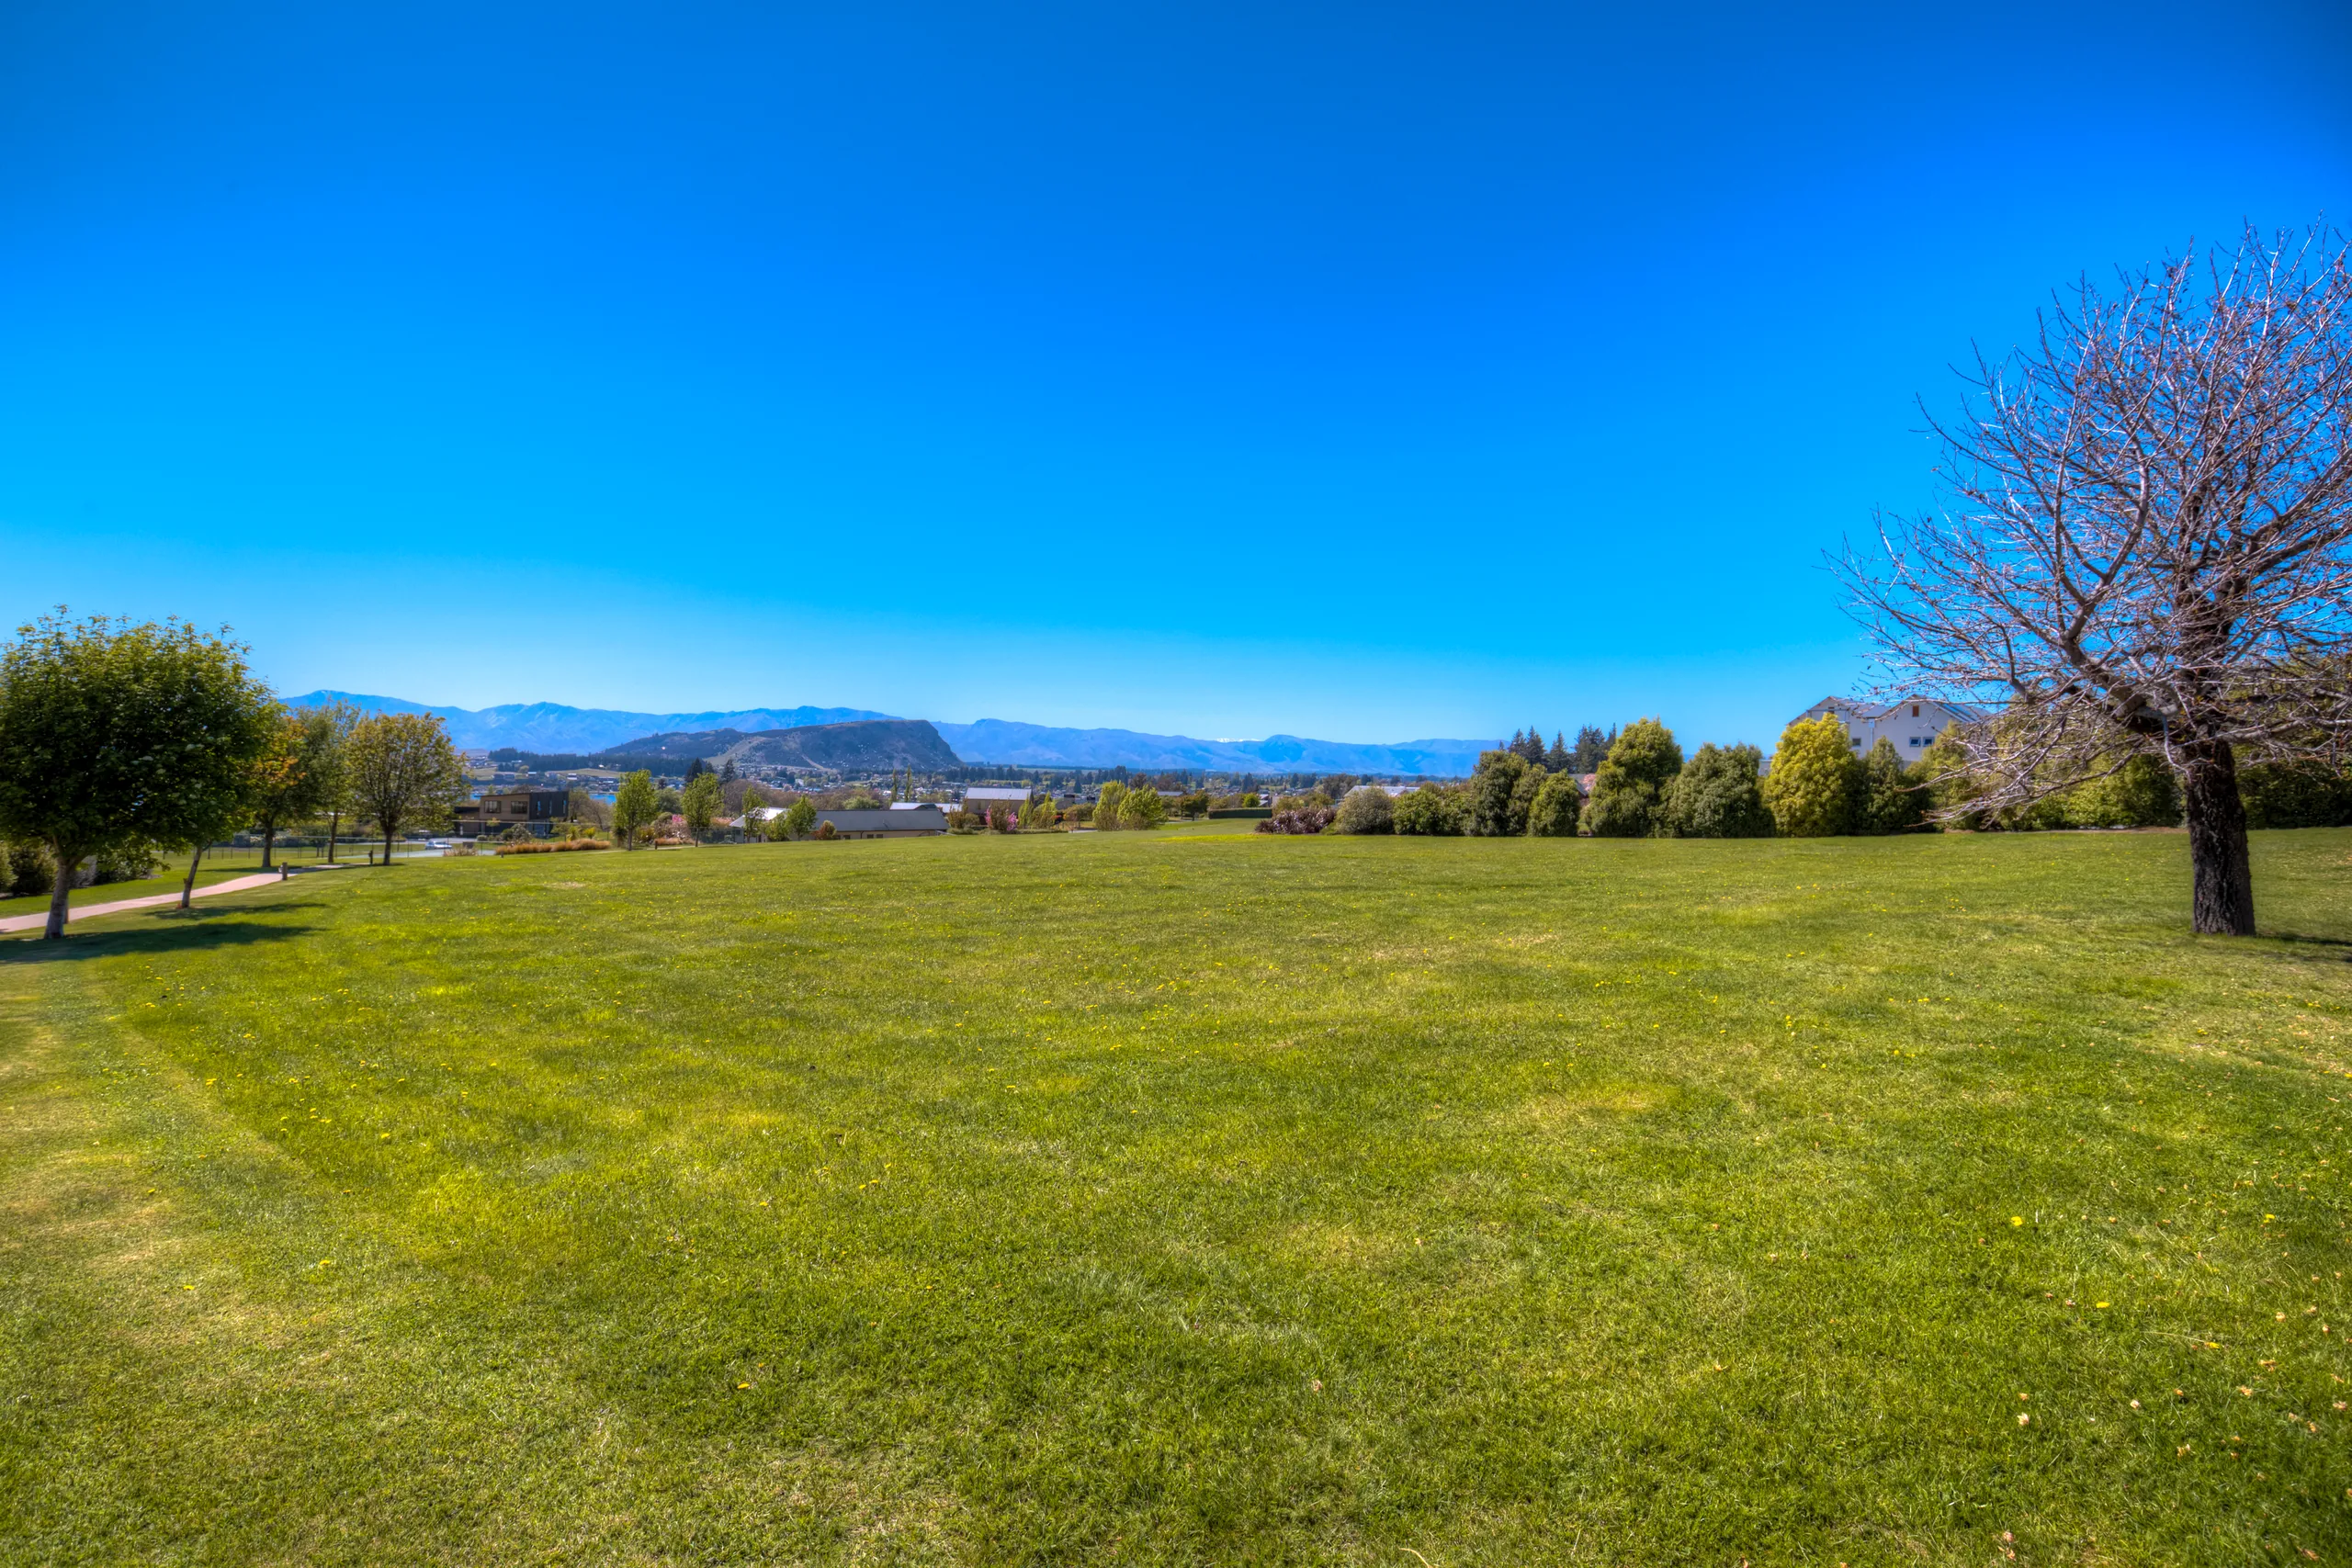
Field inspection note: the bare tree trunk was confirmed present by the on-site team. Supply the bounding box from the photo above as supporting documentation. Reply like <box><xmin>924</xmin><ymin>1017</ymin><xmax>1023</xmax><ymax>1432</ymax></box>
<box><xmin>2181</xmin><ymin>739</ymin><xmax>2256</xmax><ymax>936</ymax></box>
<box><xmin>326</xmin><ymin>812</ymin><xmax>339</xmax><ymax>863</ymax></box>
<box><xmin>382</xmin><ymin>821</ymin><xmax>397</xmax><ymax>866</ymax></box>
<box><xmin>179</xmin><ymin>844</ymin><xmax>204</xmax><ymax>911</ymax></box>
<box><xmin>42</xmin><ymin>841</ymin><xmax>76</xmax><ymax>940</ymax></box>
<box><xmin>260</xmin><ymin>824</ymin><xmax>276</xmax><ymax>871</ymax></box>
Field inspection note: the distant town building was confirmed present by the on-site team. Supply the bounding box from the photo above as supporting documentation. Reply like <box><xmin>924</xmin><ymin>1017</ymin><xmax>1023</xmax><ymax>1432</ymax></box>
<box><xmin>816</xmin><ymin>807</ymin><xmax>949</xmax><ymax>840</ymax></box>
<box><xmin>961</xmin><ymin>786</ymin><xmax>1031</xmax><ymax>812</ymax></box>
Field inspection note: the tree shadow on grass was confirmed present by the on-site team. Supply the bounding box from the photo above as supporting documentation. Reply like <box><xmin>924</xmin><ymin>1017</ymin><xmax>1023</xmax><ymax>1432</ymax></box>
<box><xmin>2261</xmin><ymin>930</ymin><xmax>2352</xmax><ymax>958</ymax></box>
<box><xmin>0</xmin><ymin>908</ymin><xmax>323</xmax><ymax>964</ymax></box>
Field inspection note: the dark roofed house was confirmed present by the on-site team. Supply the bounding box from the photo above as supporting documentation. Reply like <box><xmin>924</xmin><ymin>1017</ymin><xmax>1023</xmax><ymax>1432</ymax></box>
<box><xmin>454</xmin><ymin>787</ymin><xmax>570</xmax><ymax>839</ymax></box>
<box><xmin>815</xmin><ymin>806</ymin><xmax>949</xmax><ymax>840</ymax></box>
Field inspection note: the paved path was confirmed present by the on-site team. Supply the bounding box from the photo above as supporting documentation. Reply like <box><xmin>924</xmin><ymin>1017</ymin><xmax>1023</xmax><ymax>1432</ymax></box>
<box><xmin>0</xmin><ymin>872</ymin><xmax>295</xmax><ymax>934</ymax></box>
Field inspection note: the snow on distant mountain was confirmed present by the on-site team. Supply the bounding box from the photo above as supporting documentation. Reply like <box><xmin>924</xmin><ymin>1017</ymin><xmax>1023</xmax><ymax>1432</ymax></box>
<box><xmin>286</xmin><ymin>692</ymin><xmax>893</xmax><ymax>752</ymax></box>
<box><xmin>289</xmin><ymin>694</ymin><xmax>1497</xmax><ymax>775</ymax></box>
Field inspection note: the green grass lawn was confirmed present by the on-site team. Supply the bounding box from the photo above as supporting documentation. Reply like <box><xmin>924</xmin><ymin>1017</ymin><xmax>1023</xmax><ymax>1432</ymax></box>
<box><xmin>0</xmin><ymin>841</ymin><xmax>401</xmax><ymax>917</ymax></box>
<box><xmin>4</xmin><ymin>829</ymin><xmax>2350</xmax><ymax>1564</ymax></box>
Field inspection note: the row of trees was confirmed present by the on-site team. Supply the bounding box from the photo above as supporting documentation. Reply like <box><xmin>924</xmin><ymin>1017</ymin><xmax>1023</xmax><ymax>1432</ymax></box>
<box><xmin>0</xmin><ymin>612</ymin><xmax>471</xmax><ymax>938</ymax></box>
<box><xmin>1501</xmin><ymin>726</ymin><xmax>1617</xmax><ymax>775</ymax></box>
<box><xmin>1317</xmin><ymin>713</ymin><xmax>2200</xmax><ymax>841</ymax></box>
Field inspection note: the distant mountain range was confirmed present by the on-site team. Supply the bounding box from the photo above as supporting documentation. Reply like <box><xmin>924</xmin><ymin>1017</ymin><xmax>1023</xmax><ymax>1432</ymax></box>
<box><xmin>927</xmin><ymin>719</ymin><xmax>1495</xmax><ymax>776</ymax></box>
<box><xmin>292</xmin><ymin>692</ymin><xmax>1498</xmax><ymax>776</ymax></box>
<box><xmin>614</xmin><ymin>721</ymin><xmax>963</xmax><ymax>773</ymax></box>
<box><xmin>288</xmin><ymin>693</ymin><xmax>891</xmax><ymax>753</ymax></box>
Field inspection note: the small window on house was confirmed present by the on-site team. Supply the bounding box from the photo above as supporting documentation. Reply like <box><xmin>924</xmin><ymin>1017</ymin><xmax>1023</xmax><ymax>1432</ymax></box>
<box><xmin>1911</xmin><ymin>704</ymin><xmax>1920</xmax><ymax>716</ymax></box>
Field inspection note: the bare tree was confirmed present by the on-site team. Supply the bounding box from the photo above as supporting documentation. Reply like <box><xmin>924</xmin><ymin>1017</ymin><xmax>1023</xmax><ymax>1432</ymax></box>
<box><xmin>1843</xmin><ymin>226</ymin><xmax>2352</xmax><ymax>934</ymax></box>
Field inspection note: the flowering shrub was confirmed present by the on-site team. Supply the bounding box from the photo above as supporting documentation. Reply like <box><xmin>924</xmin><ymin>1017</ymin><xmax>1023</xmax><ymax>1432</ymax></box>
<box><xmin>1256</xmin><ymin>806</ymin><xmax>1335</xmax><ymax>835</ymax></box>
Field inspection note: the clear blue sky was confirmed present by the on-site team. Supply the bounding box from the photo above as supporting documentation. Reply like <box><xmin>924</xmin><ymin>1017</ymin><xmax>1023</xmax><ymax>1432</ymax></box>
<box><xmin>4</xmin><ymin>2</ymin><xmax>2346</xmax><ymax>747</ymax></box>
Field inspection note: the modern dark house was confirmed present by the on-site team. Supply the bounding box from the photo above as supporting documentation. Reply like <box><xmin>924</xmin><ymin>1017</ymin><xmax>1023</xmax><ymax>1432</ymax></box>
<box><xmin>454</xmin><ymin>788</ymin><xmax>571</xmax><ymax>838</ymax></box>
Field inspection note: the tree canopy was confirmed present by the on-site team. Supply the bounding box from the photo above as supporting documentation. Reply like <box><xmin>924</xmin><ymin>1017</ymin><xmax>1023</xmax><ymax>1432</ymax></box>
<box><xmin>346</xmin><ymin>712</ymin><xmax>467</xmax><ymax>863</ymax></box>
<box><xmin>1762</xmin><ymin>716</ymin><xmax>1860</xmax><ymax>837</ymax></box>
<box><xmin>1580</xmin><ymin>719</ymin><xmax>1682</xmax><ymax>838</ymax></box>
<box><xmin>0</xmin><ymin>611</ymin><xmax>274</xmax><ymax>938</ymax></box>
<box><xmin>1526</xmin><ymin>772</ymin><xmax>1584</xmax><ymax>837</ymax></box>
<box><xmin>613</xmin><ymin>771</ymin><xmax>659</xmax><ymax>847</ymax></box>
<box><xmin>1468</xmin><ymin>750</ymin><xmax>1538</xmax><ymax>836</ymax></box>
<box><xmin>1663</xmin><ymin>743</ymin><xmax>1773</xmax><ymax>838</ymax></box>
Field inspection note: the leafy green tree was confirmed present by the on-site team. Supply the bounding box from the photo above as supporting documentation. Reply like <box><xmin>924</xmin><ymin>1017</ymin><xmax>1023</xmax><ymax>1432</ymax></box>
<box><xmin>248</xmin><ymin>705</ymin><xmax>341</xmax><ymax>869</ymax></box>
<box><xmin>1094</xmin><ymin>780</ymin><xmax>1128</xmax><ymax>830</ymax></box>
<box><xmin>718</xmin><ymin>757</ymin><xmax>738</xmax><ymax>785</ymax></box>
<box><xmin>682</xmin><ymin>771</ymin><xmax>722</xmax><ymax>837</ymax></box>
<box><xmin>1526</xmin><ymin>772</ymin><xmax>1584</xmax><ymax>836</ymax></box>
<box><xmin>1854</xmin><ymin>739</ymin><xmax>1930</xmax><ymax>834</ymax></box>
<box><xmin>297</xmin><ymin>701</ymin><xmax>361</xmax><ymax>863</ymax></box>
<box><xmin>1510</xmin><ymin>763</ymin><xmax>1545</xmax><ymax>832</ymax></box>
<box><xmin>1117</xmin><ymin>787</ymin><xmax>1168</xmax><ymax>829</ymax></box>
<box><xmin>2059</xmin><ymin>755</ymin><xmax>2183</xmax><ymax>828</ymax></box>
<box><xmin>1468</xmin><ymin>750</ymin><xmax>1537</xmax><ymax>836</ymax></box>
<box><xmin>1333</xmin><ymin>786</ymin><xmax>1395</xmax><ymax>834</ymax></box>
<box><xmin>0</xmin><ymin>612</ymin><xmax>274</xmax><ymax>938</ymax></box>
<box><xmin>780</xmin><ymin>796</ymin><xmax>818</xmax><ymax>840</ymax></box>
<box><xmin>737</xmin><ymin>784</ymin><xmax>764</xmax><ymax>836</ymax></box>
<box><xmin>1662</xmin><ymin>743</ymin><xmax>1773</xmax><ymax>838</ymax></box>
<box><xmin>613</xmin><ymin>770</ymin><xmax>660</xmax><ymax>848</ymax></box>
<box><xmin>1544</xmin><ymin>732</ymin><xmax>1572</xmax><ymax>772</ymax></box>
<box><xmin>1392</xmin><ymin>783</ymin><xmax>1465</xmax><ymax>836</ymax></box>
<box><xmin>684</xmin><ymin>758</ymin><xmax>712</xmax><ymax>783</ymax></box>
<box><xmin>2236</xmin><ymin>760</ymin><xmax>2352</xmax><ymax>829</ymax></box>
<box><xmin>1763</xmin><ymin>716</ymin><xmax>1862</xmax><ymax>837</ymax></box>
<box><xmin>1580</xmin><ymin>719</ymin><xmax>1683</xmax><ymax>838</ymax></box>
<box><xmin>347</xmin><ymin>712</ymin><xmax>468</xmax><ymax>865</ymax></box>
<box><xmin>654</xmin><ymin>785</ymin><xmax>684</xmax><ymax>817</ymax></box>
<box><xmin>1570</xmin><ymin>725</ymin><xmax>1614</xmax><ymax>773</ymax></box>
<box><xmin>1509</xmin><ymin>728</ymin><xmax>1545</xmax><ymax>765</ymax></box>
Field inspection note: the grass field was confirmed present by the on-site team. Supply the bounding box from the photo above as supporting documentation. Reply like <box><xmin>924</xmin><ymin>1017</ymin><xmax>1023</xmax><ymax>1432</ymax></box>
<box><xmin>0</xmin><ymin>841</ymin><xmax>405</xmax><ymax>917</ymax></box>
<box><xmin>4</xmin><ymin>829</ymin><xmax>2351</xmax><ymax>1564</ymax></box>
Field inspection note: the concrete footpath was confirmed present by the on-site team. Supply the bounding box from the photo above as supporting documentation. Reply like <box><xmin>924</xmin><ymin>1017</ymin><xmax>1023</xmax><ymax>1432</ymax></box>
<box><xmin>0</xmin><ymin>871</ymin><xmax>306</xmax><ymax>934</ymax></box>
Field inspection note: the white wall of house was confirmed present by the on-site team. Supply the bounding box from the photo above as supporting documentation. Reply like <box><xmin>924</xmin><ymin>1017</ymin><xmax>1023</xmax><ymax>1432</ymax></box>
<box><xmin>1796</xmin><ymin>696</ymin><xmax>1979</xmax><ymax>765</ymax></box>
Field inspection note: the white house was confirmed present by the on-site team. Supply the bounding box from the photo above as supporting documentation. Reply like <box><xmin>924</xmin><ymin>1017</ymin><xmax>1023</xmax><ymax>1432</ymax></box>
<box><xmin>1795</xmin><ymin>695</ymin><xmax>1984</xmax><ymax>766</ymax></box>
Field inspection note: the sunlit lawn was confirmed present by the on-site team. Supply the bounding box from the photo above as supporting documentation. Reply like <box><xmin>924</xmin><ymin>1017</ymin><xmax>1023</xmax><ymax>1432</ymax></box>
<box><xmin>0</xmin><ymin>842</ymin><xmax>390</xmax><ymax>917</ymax></box>
<box><xmin>4</xmin><ymin>829</ymin><xmax>2350</xmax><ymax>1564</ymax></box>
